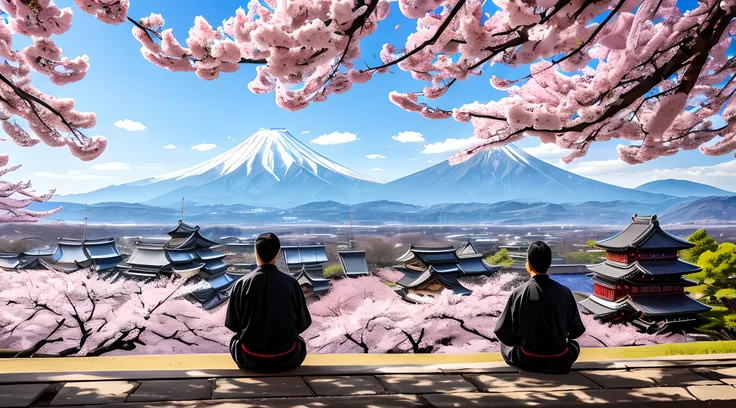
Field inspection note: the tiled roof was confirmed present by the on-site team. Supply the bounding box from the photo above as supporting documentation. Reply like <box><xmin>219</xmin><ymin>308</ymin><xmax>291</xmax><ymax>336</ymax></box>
<box><xmin>338</xmin><ymin>250</ymin><xmax>369</xmax><ymax>277</ymax></box>
<box><xmin>596</xmin><ymin>215</ymin><xmax>693</xmax><ymax>251</ymax></box>
<box><xmin>630</xmin><ymin>294</ymin><xmax>711</xmax><ymax>316</ymax></box>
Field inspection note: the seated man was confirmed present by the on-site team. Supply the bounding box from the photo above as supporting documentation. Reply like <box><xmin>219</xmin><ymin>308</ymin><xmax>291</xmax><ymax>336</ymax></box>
<box><xmin>494</xmin><ymin>241</ymin><xmax>585</xmax><ymax>374</ymax></box>
<box><xmin>225</xmin><ymin>232</ymin><xmax>311</xmax><ymax>373</ymax></box>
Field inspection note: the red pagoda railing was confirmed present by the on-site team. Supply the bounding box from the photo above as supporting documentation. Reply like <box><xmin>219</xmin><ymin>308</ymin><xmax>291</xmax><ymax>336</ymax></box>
<box><xmin>606</xmin><ymin>251</ymin><xmax>678</xmax><ymax>263</ymax></box>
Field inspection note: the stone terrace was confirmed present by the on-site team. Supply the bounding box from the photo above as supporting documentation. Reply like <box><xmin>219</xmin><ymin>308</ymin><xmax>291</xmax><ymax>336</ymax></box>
<box><xmin>1</xmin><ymin>353</ymin><xmax>736</xmax><ymax>407</ymax></box>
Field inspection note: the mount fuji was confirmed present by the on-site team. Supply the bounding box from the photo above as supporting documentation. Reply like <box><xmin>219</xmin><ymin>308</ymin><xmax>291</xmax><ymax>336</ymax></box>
<box><xmin>62</xmin><ymin>129</ymin><xmax>675</xmax><ymax>208</ymax></box>
<box><xmin>366</xmin><ymin>144</ymin><xmax>674</xmax><ymax>206</ymax></box>
<box><xmin>61</xmin><ymin>129</ymin><xmax>384</xmax><ymax>207</ymax></box>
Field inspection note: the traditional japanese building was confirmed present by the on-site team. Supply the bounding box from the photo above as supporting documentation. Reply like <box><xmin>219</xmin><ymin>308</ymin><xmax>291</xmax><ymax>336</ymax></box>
<box><xmin>579</xmin><ymin>215</ymin><xmax>711</xmax><ymax>333</ymax></box>
<box><xmin>51</xmin><ymin>238</ymin><xmax>122</xmax><ymax>272</ymax></box>
<box><xmin>295</xmin><ymin>263</ymin><xmax>331</xmax><ymax>296</ymax></box>
<box><xmin>282</xmin><ymin>244</ymin><xmax>329</xmax><ymax>274</ymax></box>
<box><xmin>0</xmin><ymin>250</ymin><xmax>56</xmax><ymax>270</ymax></box>
<box><xmin>394</xmin><ymin>245</ymin><xmax>501</xmax><ymax>301</ymax></box>
<box><xmin>119</xmin><ymin>221</ymin><xmax>238</xmax><ymax>310</ymax></box>
<box><xmin>338</xmin><ymin>250</ymin><xmax>369</xmax><ymax>278</ymax></box>
<box><xmin>282</xmin><ymin>244</ymin><xmax>332</xmax><ymax>294</ymax></box>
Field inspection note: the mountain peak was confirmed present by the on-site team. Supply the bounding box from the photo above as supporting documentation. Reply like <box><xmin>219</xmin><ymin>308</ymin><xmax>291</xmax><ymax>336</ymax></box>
<box><xmin>152</xmin><ymin>128</ymin><xmax>384</xmax><ymax>185</ymax></box>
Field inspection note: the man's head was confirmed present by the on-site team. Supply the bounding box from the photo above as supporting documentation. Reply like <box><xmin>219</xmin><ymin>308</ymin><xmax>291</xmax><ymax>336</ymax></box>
<box><xmin>255</xmin><ymin>232</ymin><xmax>281</xmax><ymax>265</ymax></box>
<box><xmin>526</xmin><ymin>241</ymin><xmax>552</xmax><ymax>275</ymax></box>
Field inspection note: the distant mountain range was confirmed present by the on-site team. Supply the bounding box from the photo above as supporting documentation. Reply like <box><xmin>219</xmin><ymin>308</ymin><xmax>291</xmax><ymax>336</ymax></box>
<box><xmin>29</xmin><ymin>196</ymin><xmax>733</xmax><ymax>225</ymax></box>
<box><xmin>58</xmin><ymin>128</ymin><xmax>681</xmax><ymax>208</ymax></box>
<box><xmin>635</xmin><ymin>179</ymin><xmax>734</xmax><ymax>198</ymax></box>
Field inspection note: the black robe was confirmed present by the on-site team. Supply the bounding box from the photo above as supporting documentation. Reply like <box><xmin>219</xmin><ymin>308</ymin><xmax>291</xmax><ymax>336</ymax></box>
<box><xmin>494</xmin><ymin>274</ymin><xmax>585</xmax><ymax>373</ymax></box>
<box><xmin>225</xmin><ymin>264</ymin><xmax>311</xmax><ymax>357</ymax></box>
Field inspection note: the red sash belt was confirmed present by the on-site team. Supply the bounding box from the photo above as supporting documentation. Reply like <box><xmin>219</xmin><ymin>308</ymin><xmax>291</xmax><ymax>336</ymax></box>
<box><xmin>242</xmin><ymin>341</ymin><xmax>296</xmax><ymax>358</ymax></box>
<box><xmin>520</xmin><ymin>345</ymin><xmax>569</xmax><ymax>358</ymax></box>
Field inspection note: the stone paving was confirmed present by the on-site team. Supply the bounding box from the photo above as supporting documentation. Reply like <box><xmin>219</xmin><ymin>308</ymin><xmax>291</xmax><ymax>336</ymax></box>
<box><xmin>1</xmin><ymin>354</ymin><xmax>736</xmax><ymax>407</ymax></box>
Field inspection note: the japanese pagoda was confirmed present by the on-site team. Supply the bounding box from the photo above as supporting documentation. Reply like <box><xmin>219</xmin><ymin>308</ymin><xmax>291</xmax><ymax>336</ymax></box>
<box><xmin>394</xmin><ymin>245</ymin><xmax>501</xmax><ymax>302</ymax></box>
<box><xmin>120</xmin><ymin>221</ymin><xmax>238</xmax><ymax>310</ymax></box>
<box><xmin>579</xmin><ymin>215</ymin><xmax>711</xmax><ymax>333</ymax></box>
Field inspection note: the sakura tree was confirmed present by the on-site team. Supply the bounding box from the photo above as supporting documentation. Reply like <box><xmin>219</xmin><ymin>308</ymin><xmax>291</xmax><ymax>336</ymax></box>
<box><xmin>0</xmin><ymin>269</ymin><xmax>684</xmax><ymax>357</ymax></box>
<box><xmin>0</xmin><ymin>1</ymin><xmax>131</xmax><ymax>221</ymax></box>
<box><xmin>0</xmin><ymin>268</ymin><xmax>230</xmax><ymax>357</ymax></box>
<box><xmin>0</xmin><ymin>154</ymin><xmax>60</xmax><ymax>221</ymax></box>
<box><xmin>127</xmin><ymin>0</ymin><xmax>736</xmax><ymax>164</ymax></box>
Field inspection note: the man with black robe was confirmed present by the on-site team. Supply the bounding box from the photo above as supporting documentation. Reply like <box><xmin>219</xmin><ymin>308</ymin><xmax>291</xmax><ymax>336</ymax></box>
<box><xmin>494</xmin><ymin>241</ymin><xmax>586</xmax><ymax>374</ymax></box>
<box><xmin>225</xmin><ymin>232</ymin><xmax>312</xmax><ymax>373</ymax></box>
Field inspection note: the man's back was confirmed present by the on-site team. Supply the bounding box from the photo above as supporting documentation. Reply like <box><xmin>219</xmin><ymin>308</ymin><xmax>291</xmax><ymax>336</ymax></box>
<box><xmin>225</xmin><ymin>264</ymin><xmax>311</xmax><ymax>355</ymax></box>
<box><xmin>495</xmin><ymin>274</ymin><xmax>585</xmax><ymax>355</ymax></box>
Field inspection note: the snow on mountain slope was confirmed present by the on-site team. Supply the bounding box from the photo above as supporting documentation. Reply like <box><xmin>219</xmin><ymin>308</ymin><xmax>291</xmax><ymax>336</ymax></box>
<box><xmin>152</xmin><ymin>128</ymin><xmax>383</xmax><ymax>184</ymax></box>
<box><xmin>62</xmin><ymin>129</ymin><xmax>383</xmax><ymax>207</ymax></box>
<box><xmin>366</xmin><ymin>144</ymin><xmax>675</xmax><ymax>206</ymax></box>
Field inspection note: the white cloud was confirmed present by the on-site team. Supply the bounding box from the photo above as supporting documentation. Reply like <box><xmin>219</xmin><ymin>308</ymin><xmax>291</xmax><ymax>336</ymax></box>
<box><xmin>34</xmin><ymin>172</ymin><xmax>111</xmax><ymax>180</ymax></box>
<box><xmin>366</xmin><ymin>154</ymin><xmax>386</xmax><ymax>159</ymax></box>
<box><xmin>91</xmin><ymin>162</ymin><xmax>131</xmax><ymax>171</ymax></box>
<box><xmin>114</xmin><ymin>119</ymin><xmax>146</xmax><ymax>132</ymax></box>
<box><xmin>192</xmin><ymin>143</ymin><xmax>217</xmax><ymax>152</ymax></box>
<box><xmin>67</xmin><ymin>170</ymin><xmax>81</xmax><ymax>175</ymax></box>
<box><xmin>301</xmin><ymin>130</ymin><xmax>310</xmax><ymax>134</ymax></box>
<box><xmin>370</xmin><ymin>168</ymin><xmax>386</xmax><ymax>172</ymax></box>
<box><xmin>392</xmin><ymin>131</ymin><xmax>425</xmax><ymax>143</ymax></box>
<box><xmin>560</xmin><ymin>159</ymin><xmax>736</xmax><ymax>191</ymax></box>
<box><xmin>564</xmin><ymin>159</ymin><xmax>630</xmax><ymax>176</ymax></box>
<box><xmin>310</xmin><ymin>131</ymin><xmax>358</xmax><ymax>145</ymax></box>
<box><xmin>522</xmin><ymin>143</ymin><xmax>573</xmax><ymax>162</ymax></box>
<box><xmin>163</xmin><ymin>144</ymin><xmax>176</xmax><ymax>149</ymax></box>
<box><xmin>428</xmin><ymin>160</ymin><xmax>433</xmax><ymax>163</ymax></box>
<box><xmin>408</xmin><ymin>158</ymin><xmax>416</xmax><ymax>161</ymax></box>
<box><xmin>422</xmin><ymin>137</ymin><xmax>480</xmax><ymax>154</ymax></box>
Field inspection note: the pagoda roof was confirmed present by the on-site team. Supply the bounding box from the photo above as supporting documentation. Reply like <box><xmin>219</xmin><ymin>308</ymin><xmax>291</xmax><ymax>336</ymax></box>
<box><xmin>197</xmin><ymin>249</ymin><xmax>226</xmax><ymax>261</ymax></box>
<box><xmin>167</xmin><ymin>221</ymin><xmax>200</xmax><ymax>238</ymax></box>
<box><xmin>396</xmin><ymin>246</ymin><xmax>460</xmax><ymax>264</ymax></box>
<box><xmin>629</xmin><ymin>294</ymin><xmax>711</xmax><ymax>316</ymax></box>
<box><xmin>165</xmin><ymin>233</ymin><xmax>220</xmax><ymax>250</ymax></box>
<box><xmin>458</xmin><ymin>256</ymin><xmax>502</xmax><ymax>276</ymax></box>
<box><xmin>84</xmin><ymin>242</ymin><xmax>121</xmax><ymax>261</ymax></box>
<box><xmin>338</xmin><ymin>250</ymin><xmax>369</xmax><ymax>277</ymax></box>
<box><xmin>589</xmin><ymin>259</ymin><xmax>701</xmax><ymax>280</ymax></box>
<box><xmin>596</xmin><ymin>215</ymin><xmax>693</xmax><ymax>251</ymax></box>
<box><xmin>296</xmin><ymin>265</ymin><xmax>331</xmax><ymax>293</ymax></box>
<box><xmin>282</xmin><ymin>245</ymin><xmax>328</xmax><ymax>265</ymax></box>
<box><xmin>52</xmin><ymin>243</ymin><xmax>88</xmax><ymax>266</ymax></box>
<box><xmin>167</xmin><ymin>251</ymin><xmax>195</xmax><ymax>264</ymax></box>
<box><xmin>578</xmin><ymin>297</ymin><xmax>626</xmax><ymax>317</ymax></box>
<box><xmin>396</xmin><ymin>267</ymin><xmax>472</xmax><ymax>296</ymax></box>
<box><xmin>201</xmin><ymin>259</ymin><xmax>229</xmax><ymax>279</ymax></box>
<box><xmin>127</xmin><ymin>247</ymin><xmax>171</xmax><ymax>267</ymax></box>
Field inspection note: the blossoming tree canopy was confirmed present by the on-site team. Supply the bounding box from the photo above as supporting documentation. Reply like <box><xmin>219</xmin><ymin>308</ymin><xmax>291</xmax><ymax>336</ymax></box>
<box><xmin>0</xmin><ymin>0</ymin><xmax>132</xmax><ymax>161</ymax></box>
<box><xmin>130</xmin><ymin>0</ymin><xmax>736</xmax><ymax>164</ymax></box>
<box><xmin>0</xmin><ymin>154</ymin><xmax>60</xmax><ymax>222</ymax></box>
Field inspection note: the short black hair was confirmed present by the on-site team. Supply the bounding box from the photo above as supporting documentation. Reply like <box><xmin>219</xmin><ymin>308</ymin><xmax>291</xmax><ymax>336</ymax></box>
<box><xmin>527</xmin><ymin>241</ymin><xmax>552</xmax><ymax>274</ymax></box>
<box><xmin>255</xmin><ymin>232</ymin><xmax>281</xmax><ymax>263</ymax></box>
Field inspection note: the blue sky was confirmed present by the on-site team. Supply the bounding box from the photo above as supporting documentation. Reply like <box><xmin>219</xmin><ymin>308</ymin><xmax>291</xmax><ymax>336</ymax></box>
<box><xmin>2</xmin><ymin>0</ymin><xmax>735</xmax><ymax>195</ymax></box>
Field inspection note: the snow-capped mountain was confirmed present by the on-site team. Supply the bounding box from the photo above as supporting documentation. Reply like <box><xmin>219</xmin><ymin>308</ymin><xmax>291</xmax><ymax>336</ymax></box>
<box><xmin>366</xmin><ymin>144</ymin><xmax>674</xmax><ymax>206</ymax></box>
<box><xmin>63</xmin><ymin>130</ymin><xmax>675</xmax><ymax>208</ymax></box>
<box><xmin>62</xmin><ymin>129</ymin><xmax>384</xmax><ymax>207</ymax></box>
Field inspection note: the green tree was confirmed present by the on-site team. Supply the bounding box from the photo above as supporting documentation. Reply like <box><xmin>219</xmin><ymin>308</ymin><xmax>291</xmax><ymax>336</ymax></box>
<box><xmin>485</xmin><ymin>249</ymin><xmax>514</xmax><ymax>268</ymax></box>
<box><xmin>563</xmin><ymin>251</ymin><xmax>603</xmax><ymax>264</ymax></box>
<box><xmin>681</xmin><ymin>229</ymin><xmax>719</xmax><ymax>264</ymax></box>
<box><xmin>585</xmin><ymin>239</ymin><xmax>599</xmax><ymax>249</ymax></box>
<box><xmin>323</xmin><ymin>264</ymin><xmax>344</xmax><ymax>278</ymax></box>
<box><xmin>696</xmin><ymin>243</ymin><xmax>736</xmax><ymax>310</ymax></box>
